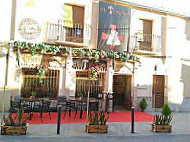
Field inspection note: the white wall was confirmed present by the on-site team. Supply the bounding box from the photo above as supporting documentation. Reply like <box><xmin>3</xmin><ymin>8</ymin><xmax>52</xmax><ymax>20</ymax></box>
<box><xmin>130</xmin><ymin>9</ymin><xmax>162</xmax><ymax>36</ymax></box>
<box><xmin>166</xmin><ymin>16</ymin><xmax>190</xmax><ymax>105</ymax></box>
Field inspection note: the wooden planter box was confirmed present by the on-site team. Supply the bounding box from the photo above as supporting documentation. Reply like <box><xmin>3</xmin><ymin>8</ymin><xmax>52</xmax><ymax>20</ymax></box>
<box><xmin>1</xmin><ymin>124</ymin><xmax>29</xmax><ymax>135</ymax></box>
<box><xmin>85</xmin><ymin>124</ymin><xmax>108</xmax><ymax>133</ymax></box>
<box><xmin>151</xmin><ymin>124</ymin><xmax>172</xmax><ymax>132</ymax></box>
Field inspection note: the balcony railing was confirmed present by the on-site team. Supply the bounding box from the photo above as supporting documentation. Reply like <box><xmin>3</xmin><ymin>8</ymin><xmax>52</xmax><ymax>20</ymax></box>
<box><xmin>129</xmin><ymin>32</ymin><xmax>161</xmax><ymax>53</ymax></box>
<box><xmin>45</xmin><ymin>20</ymin><xmax>91</xmax><ymax>45</ymax></box>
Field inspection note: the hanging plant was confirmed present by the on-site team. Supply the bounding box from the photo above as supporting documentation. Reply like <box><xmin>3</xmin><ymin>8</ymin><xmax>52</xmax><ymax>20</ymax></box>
<box><xmin>107</xmin><ymin>51</ymin><xmax>114</xmax><ymax>59</ymax></box>
<box><xmin>94</xmin><ymin>54</ymin><xmax>99</xmax><ymax>62</ymax></box>
<box><xmin>100</xmin><ymin>50</ymin><xmax>107</xmax><ymax>58</ymax></box>
<box><xmin>14</xmin><ymin>41</ymin><xmax>65</xmax><ymax>55</ymax></box>
<box><xmin>89</xmin><ymin>67</ymin><xmax>98</xmax><ymax>80</ymax></box>
<box><xmin>119</xmin><ymin>52</ymin><xmax>128</xmax><ymax>61</ymax></box>
<box><xmin>80</xmin><ymin>49</ymin><xmax>86</xmax><ymax>58</ymax></box>
<box><xmin>87</xmin><ymin>50</ymin><xmax>92</xmax><ymax>59</ymax></box>
<box><xmin>13</xmin><ymin>41</ymin><xmax>140</xmax><ymax>62</ymax></box>
<box><xmin>114</xmin><ymin>52</ymin><xmax>119</xmax><ymax>59</ymax></box>
<box><xmin>129</xmin><ymin>54</ymin><xmax>140</xmax><ymax>62</ymax></box>
<box><xmin>36</xmin><ymin>66</ymin><xmax>48</xmax><ymax>83</ymax></box>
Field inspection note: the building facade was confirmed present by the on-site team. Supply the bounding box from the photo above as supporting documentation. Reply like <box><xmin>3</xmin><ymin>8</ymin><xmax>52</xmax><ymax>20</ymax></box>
<box><xmin>1</xmin><ymin>0</ymin><xmax>190</xmax><ymax>112</ymax></box>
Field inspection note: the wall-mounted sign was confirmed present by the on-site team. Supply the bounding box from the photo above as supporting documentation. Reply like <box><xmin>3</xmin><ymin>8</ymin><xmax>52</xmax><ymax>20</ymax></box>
<box><xmin>98</xmin><ymin>1</ymin><xmax>131</xmax><ymax>52</ymax></box>
<box><xmin>18</xmin><ymin>18</ymin><xmax>41</xmax><ymax>40</ymax></box>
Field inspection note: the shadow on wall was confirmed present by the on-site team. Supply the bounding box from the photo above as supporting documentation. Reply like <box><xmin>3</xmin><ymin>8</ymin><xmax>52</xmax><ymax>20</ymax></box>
<box><xmin>181</xmin><ymin>64</ymin><xmax>190</xmax><ymax>98</ymax></box>
<box><xmin>0</xmin><ymin>88</ymin><xmax>20</xmax><ymax>112</ymax></box>
<box><xmin>185</xmin><ymin>20</ymin><xmax>190</xmax><ymax>41</ymax></box>
<box><xmin>169</xmin><ymin>63</ymin><xmax>190</xmax><ymax>112</ymax></box>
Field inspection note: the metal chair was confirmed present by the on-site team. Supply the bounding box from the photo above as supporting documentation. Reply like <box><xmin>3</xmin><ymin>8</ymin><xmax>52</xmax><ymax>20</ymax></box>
<box><xmin>9</xmin><ymin>100</ymin><xmax>20</xmax><ymax>113</ymax></box>
<box><xmin>88</xmin><ymin>101</ymin><xmax>99</xmax><ymax>113</ymax></box>
<box><xmin>57</xmin><ymin>96</ymin><xmax>67</xmax><ymax>110</ymax></box>
<box><xmin>106</xmin><ymin>93</ymin><xmax>114</xmax><ymax>113</ymax></box>
<box><xmin>63</xmin><ymin>100</ymin><xmax>79</xmax><ymax>120</ymax></box>
<box><xmin>40</xmin><ymin>99</ymin><xmax>52</xmax><ymax>122</ymax></box>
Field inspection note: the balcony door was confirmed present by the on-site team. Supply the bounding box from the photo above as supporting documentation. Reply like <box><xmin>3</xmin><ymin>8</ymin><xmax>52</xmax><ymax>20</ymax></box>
<box><xmin>64</xmin><ymin>4</ymin><xmax>84</xmax><ymax>43</ymax></box>
<box><xmin>138</xmin><ymin>19</ymin><xmax>153</xmax><ymax>51</ymax></box>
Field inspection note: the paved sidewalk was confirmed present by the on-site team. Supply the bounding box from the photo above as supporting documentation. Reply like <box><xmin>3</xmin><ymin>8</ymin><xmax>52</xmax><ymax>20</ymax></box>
<box><xmin>0</xmin><ymin>112</ymin><xmax>190</xmax><ymax>142</ymax></box>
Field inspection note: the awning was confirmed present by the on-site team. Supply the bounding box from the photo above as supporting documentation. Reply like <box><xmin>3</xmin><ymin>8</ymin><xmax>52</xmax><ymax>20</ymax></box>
<box><xmin>20</xmin><ymin>54</ymin><xmax>65</xmax><ymax>69</ymax></box>
<box><xmin>114</xmin><ymin>61</ymin><xmax>133</xmax><ymax>74</ymax></box>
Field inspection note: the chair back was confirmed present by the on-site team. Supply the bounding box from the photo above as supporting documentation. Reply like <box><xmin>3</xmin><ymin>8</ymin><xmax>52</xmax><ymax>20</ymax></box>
<box><xmin>42</xmin><ymin>99</ymin><xmax>51</xmax><ymax>110</ymax></box>
<box><xmin>57</xmin><ymin>96</ymin><xmax>67</xmax><ymax>106</ymax></box>
<box><xmin>89</xmin><ymin>101</ymin><xmax>98</xmax><ymax>111</ymax></box>
<box><xmin>10</xmin><ymin>100</ymin><xmax>20</xmax><ymax>112</ymax></box>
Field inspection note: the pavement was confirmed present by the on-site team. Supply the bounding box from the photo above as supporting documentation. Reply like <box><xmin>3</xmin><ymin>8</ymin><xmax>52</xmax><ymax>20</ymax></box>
<box><xmin>0</xmin><ymin>112</ymin><xmax>190</xmax><ymax>142</ymax></box>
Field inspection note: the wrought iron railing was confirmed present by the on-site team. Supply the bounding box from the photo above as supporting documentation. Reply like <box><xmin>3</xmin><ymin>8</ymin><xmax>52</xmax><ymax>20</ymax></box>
<box><xmin>45</xmin><ymin>20</ymin><xmax>91</xmax><ymax>44</ymax></box>
<box><xmin>129</xmin><ymin>32</ymin><xmax>161</xmax><ymax>53</ymax></box>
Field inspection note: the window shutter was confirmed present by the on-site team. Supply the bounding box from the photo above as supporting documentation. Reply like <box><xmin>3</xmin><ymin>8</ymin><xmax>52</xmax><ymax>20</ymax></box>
<box><xmin>63</xmin><ymin>4</ymin><xmax>73</xmax><ymax>28</ymax></box>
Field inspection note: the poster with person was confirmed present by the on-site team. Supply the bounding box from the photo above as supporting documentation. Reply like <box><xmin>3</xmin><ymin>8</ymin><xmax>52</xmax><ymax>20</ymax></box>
<box><xmin>98</xmin><ymin>1</ymin><xmax>131</xmax><ymax>52</ymax></box>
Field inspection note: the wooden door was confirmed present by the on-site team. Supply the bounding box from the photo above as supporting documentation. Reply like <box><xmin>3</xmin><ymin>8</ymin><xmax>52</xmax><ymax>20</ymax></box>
<box><xmin>113</xmin><ymin>75</ymin><xmax>125</xmax><ymax>106</ymax></box>
<box><xmin>152</xmin><ymin>75</ymin><xmax>165</xmax><ymax>108</ymax></box>
<box><xmin>124</xmin><ymin>75</ymin><xmax>131</xmax><ymax>110</ymax></box>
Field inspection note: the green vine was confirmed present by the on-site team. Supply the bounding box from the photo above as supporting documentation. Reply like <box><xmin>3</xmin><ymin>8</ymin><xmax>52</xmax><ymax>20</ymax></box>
<box><xmin>89</xmin><ymin>67</ymin><xmax>98</xmax><ymax>79</ymax></box>
<box><xmin>14</xmin><ymin>41</ymin><xmax>67</xmax><ymax>55</ymax></box>
<box><xmin>14</xmin><ymin>41</ymin><xmax>140</xmax><ymax>62</ymax></box>
<box><xmin>37</xmin><ymin>66</ymin><xmax>47</xmax><ymax>83</ymax></box>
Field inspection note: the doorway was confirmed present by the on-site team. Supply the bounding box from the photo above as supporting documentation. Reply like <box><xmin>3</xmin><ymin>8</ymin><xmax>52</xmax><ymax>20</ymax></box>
<box><xmin>152</xmin><ymin>75</ymin><xmax>165</xmax><ymax>108</ymax></box>
<box><xmin>64</xmin><ymin>4</ymin><xmax>84</xmax><ymax>43</ymax></box>
<box><xmin>113</xmin><ymin>75</ymin><xmax>131</xmax><ymax>110</ymax></box>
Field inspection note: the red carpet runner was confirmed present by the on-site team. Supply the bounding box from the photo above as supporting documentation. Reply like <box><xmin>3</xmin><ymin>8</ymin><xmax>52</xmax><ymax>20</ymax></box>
<box><xmin>18</xmin><ymin>111</ymin><xmax>153</xmax><ymax>124</ymax></box>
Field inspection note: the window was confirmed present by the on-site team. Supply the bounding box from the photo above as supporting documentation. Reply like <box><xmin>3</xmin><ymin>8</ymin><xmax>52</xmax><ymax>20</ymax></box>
<box><xmin>21</xmin><ymin>68</ymin><xmax>60</xmax><ymax>99</ymax></box>
<box><xmin>138</xmin><ymin>19</ymin><xmax>153</xmax><ymax>51</ymax></box>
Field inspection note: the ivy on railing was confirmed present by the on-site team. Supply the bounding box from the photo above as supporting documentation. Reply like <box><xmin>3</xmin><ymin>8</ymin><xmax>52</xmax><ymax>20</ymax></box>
<box><xmin>14</xmin><ymin>41</ymin><xmax>67</xmax><ymax>55</ymax></box>
<box><xmin>13</xmin><ymin>41</ymin><xmax>140</xmax><ymax>62</ymax></box>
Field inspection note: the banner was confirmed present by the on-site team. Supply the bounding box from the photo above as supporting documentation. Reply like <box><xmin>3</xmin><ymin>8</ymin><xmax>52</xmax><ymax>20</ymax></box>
<box><xmin>98</xmin><ymin>1</ymin><xmax>131</xmax><ymax>52</ymax></box>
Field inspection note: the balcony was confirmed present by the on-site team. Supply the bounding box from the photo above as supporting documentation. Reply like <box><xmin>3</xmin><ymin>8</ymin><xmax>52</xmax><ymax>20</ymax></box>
<box><xmin>129</xmin><ymin>32</ymin><xmax>162</xmax><ymax>55</ymax></box>
<box><xmin>44</xmin><ymin>20</ymin><xmax>91</xmax><ymax>47</ymax></box>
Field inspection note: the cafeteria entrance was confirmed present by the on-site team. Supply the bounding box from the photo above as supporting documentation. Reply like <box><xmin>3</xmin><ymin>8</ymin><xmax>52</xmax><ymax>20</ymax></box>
<box><xmin>113</xmin><ymin>75</ymin><xmax>132</xmax><ymax>110</ymax></box>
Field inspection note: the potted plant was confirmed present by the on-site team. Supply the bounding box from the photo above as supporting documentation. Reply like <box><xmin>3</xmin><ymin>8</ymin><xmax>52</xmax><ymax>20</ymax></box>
<box><xmin>151</xmin><ymin>104</ymin><xmax>173</xmax><ymax>132</ymax></box>
<box><xmin>139</xmin><ymin>97</ymin><xmax>148</xmax><ymax>112</ymax></box>
<box><xmin>86</xmin><ymin>111</ymin><xmax>109</xmax><ymax>133</ymax></box>
<box><xmin>30</xmin><ymin>91</ymin><xmax>37</xmax><ymax>100</ymax></box>
<box><xmin>1</xmin><ymin>110</ymin><xmax>29</xmax><ymax>135</ymax></box>
<box><xmin>37</xmin><ymin>66</ymin><xmax>47</xmax><ymax>83</ymax></box>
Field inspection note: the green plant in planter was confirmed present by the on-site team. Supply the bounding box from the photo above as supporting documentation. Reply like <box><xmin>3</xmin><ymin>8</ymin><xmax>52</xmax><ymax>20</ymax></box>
<box><xmin>89</xmin><ymin>113</ymin><xmax>99</xmax><ymax>125</ymax></box>
<box><xmin>88</xmin><ymin>112</ymin><xmax>109</xmax><ymax>125</ymax></box>
<box><xmin>99</xmin><ymin>111</ymin><xmax>109</xmax><ymax>125</ymax></box>
<box><xmin>153</xmin><ymin>104</ymin><xmax>173</xmax><ymax>125</ymax></box>
<box><xmin>2</xmin><ymin>110</ymin><xmax>29</xmax><ymax>126</ymax></box>
<box><xmin>162</xmin><ymin>104</ymin><xmax>172</xmax><ymax>116</ymax></box>
<box><xmin>31</xmin><ymin>91</ymin><xmax>37</xmax><ymax>97</ymax></box>
<box><xmin>153</xmin><ymin>114</ymin><xmax>173</xmax><ymax>125</ymax></box>
<box><xmin>139</xmin><ymin>97</ymin><xmax>148</xmax><ymax>112</ymax></box>
<box><xmin>77</xmin><ymin>92</ymin><xmax>83</xmax><ymax>98</ymax></box>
